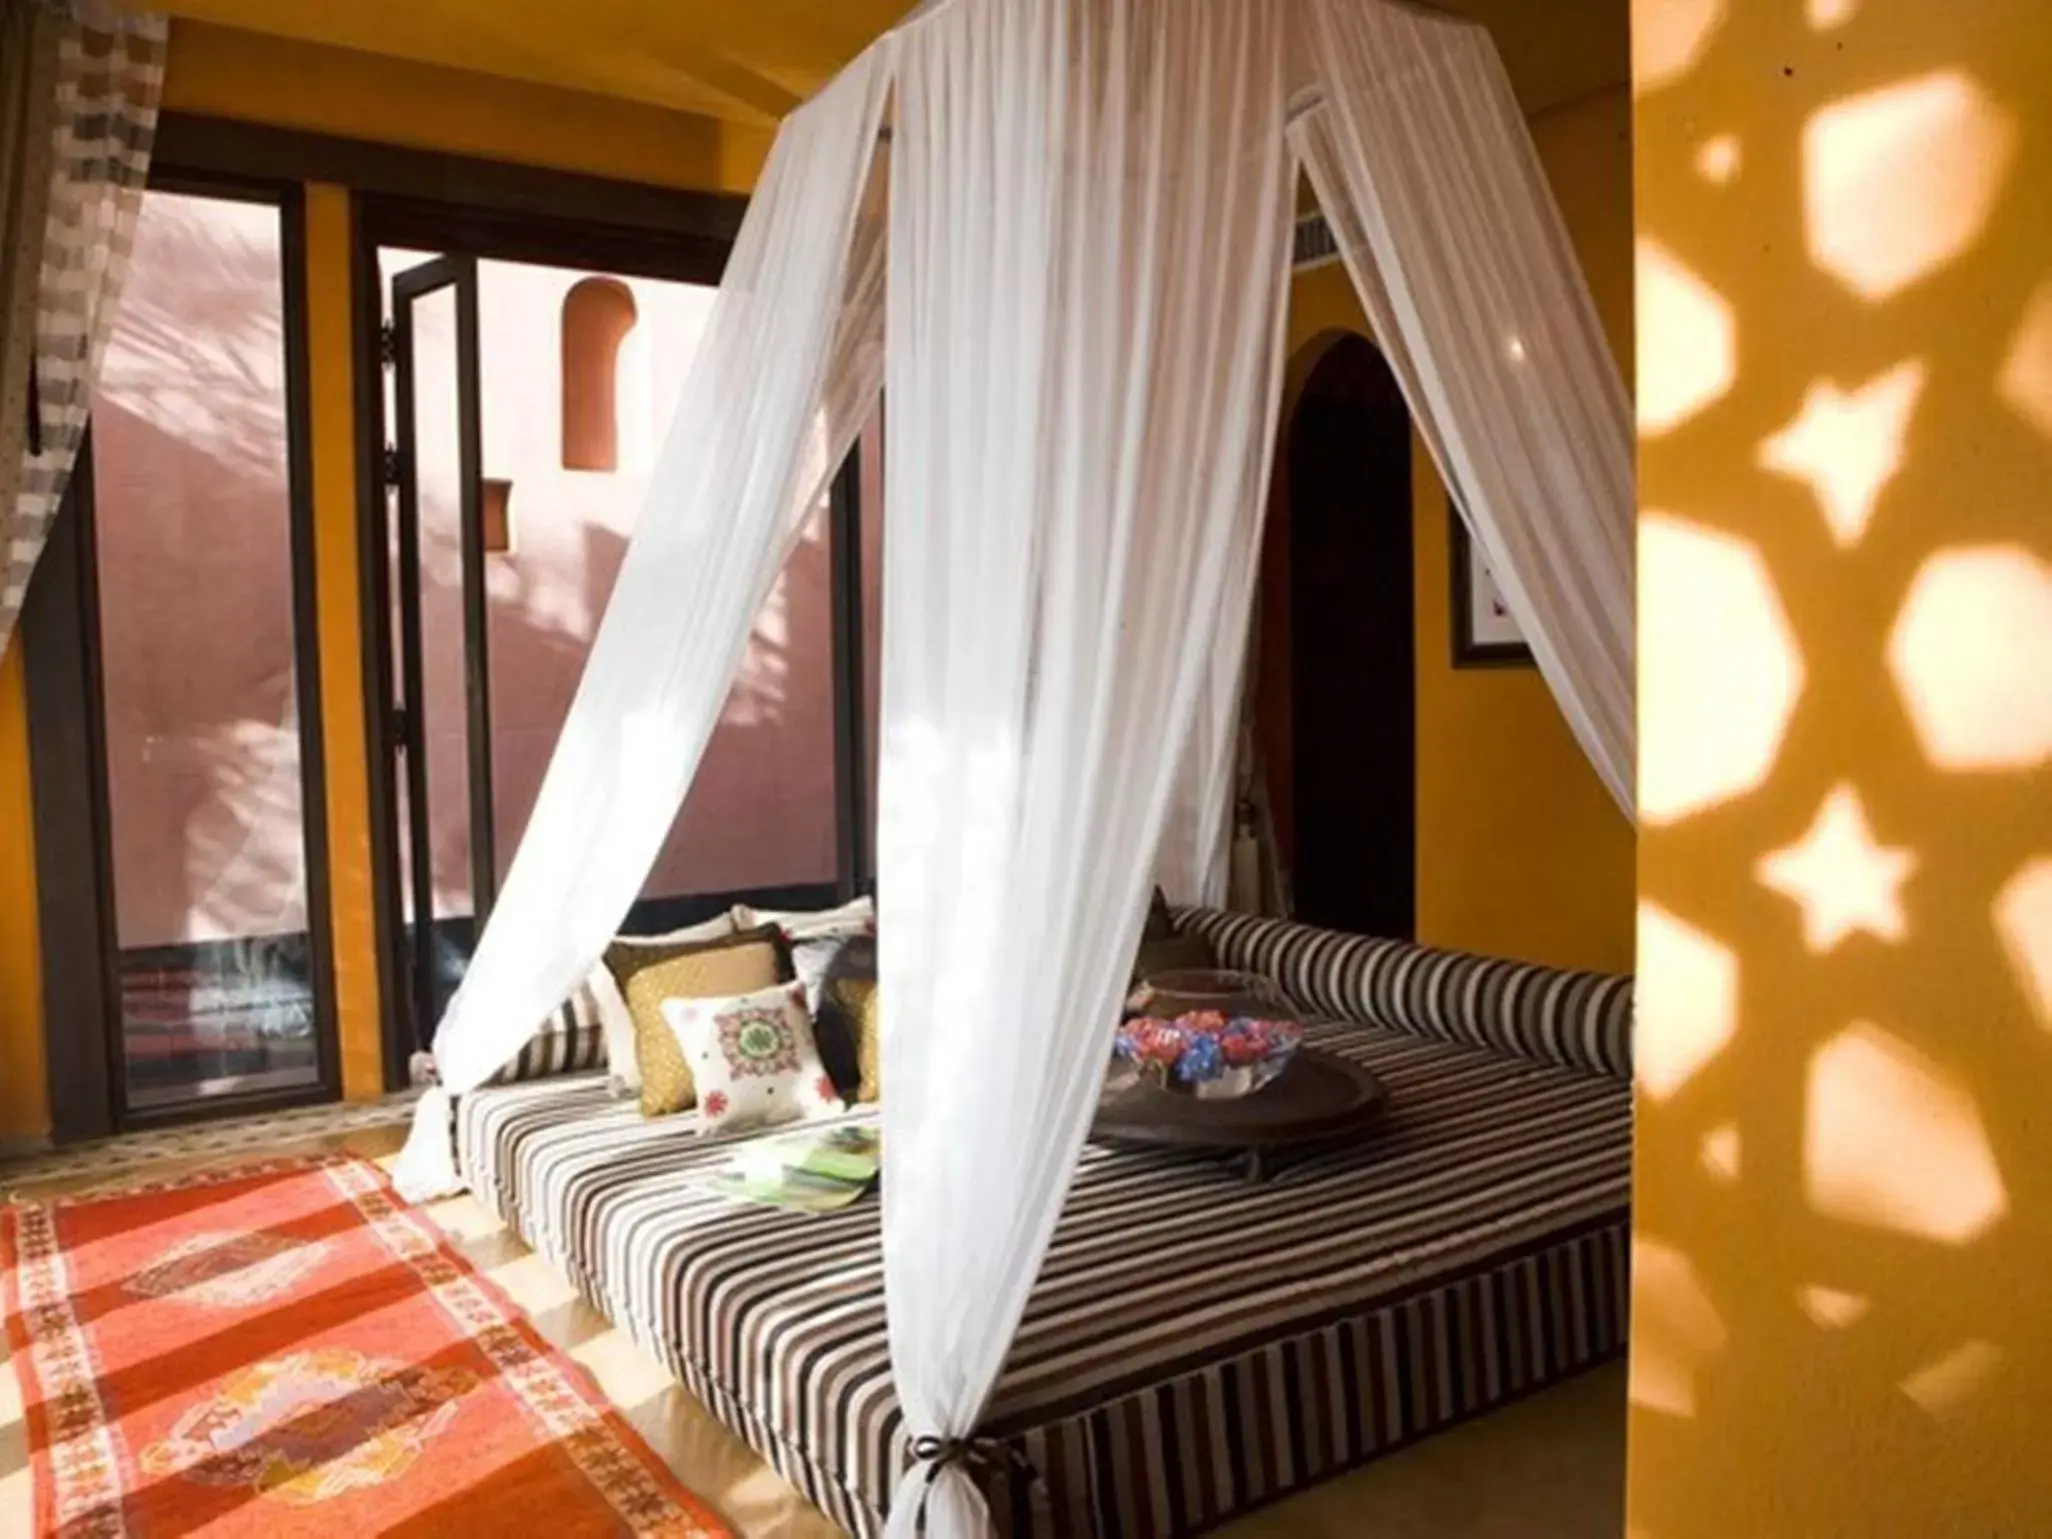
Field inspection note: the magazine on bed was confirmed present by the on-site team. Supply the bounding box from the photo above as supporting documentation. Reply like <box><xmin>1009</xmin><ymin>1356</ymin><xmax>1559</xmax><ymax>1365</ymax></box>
<box><xmin>702</xmin><ymin>1123</ymin><xmax>881</xmax><ymax>1213</ymax></box>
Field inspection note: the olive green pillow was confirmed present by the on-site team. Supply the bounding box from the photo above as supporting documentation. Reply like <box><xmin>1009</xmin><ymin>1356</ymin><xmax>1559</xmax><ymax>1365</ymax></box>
<box><xmin>607</xmin><ymin>925</ymin><xmax>788</xmax><ymax>1117</ymax></box>
<box><xmin>825</xmin><ymin>977</ymin><xmax>883</xmax><ymax>1105</ymax></box>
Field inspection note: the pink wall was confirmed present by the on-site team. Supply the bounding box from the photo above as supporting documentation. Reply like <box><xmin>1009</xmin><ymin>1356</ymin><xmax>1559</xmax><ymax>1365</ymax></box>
<box><xmin>90</xmin><ymin>204</ymin><xmax>842</xmax><ymax>955</ymax></box>
<box><xmin>388</xmin><ymin>254</ymin><xmax>838</xmax><ymax>920</ymax></box>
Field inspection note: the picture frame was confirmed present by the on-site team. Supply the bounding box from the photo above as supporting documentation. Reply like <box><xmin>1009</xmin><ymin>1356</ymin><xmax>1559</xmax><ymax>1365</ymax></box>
<box><xmin>1449</xmin><ymin>502</ymin><xmax>1534</xmax><ymax>668</ymax></box>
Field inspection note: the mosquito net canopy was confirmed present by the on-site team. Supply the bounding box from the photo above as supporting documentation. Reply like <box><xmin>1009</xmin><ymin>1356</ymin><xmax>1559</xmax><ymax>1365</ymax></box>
<box><xmin>398</xmin><ymin>3</ymin><xmax>1634</xmax><ymax>1533</ymax></box>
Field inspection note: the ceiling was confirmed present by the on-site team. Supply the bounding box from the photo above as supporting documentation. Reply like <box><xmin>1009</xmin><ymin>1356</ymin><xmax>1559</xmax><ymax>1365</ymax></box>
<box><xmin>150</xmin><ymin>0</ymin><xmax>1627</xmax><ymax>125</ymax></box>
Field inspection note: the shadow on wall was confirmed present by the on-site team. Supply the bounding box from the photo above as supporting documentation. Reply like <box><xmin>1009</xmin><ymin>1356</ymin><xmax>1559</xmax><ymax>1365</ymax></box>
<box><xmin>100</xmin><ymin>206</ymin><xmax>840</xmax><ymax>955</ymax></box>
<box><xmin>1631</xmin><ymin>1</ymin><xmax>2052</xmax><ymax>1533</ymax></box>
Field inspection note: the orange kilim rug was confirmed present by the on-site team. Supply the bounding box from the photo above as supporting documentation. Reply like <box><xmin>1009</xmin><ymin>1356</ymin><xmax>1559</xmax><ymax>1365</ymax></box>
<box><xmin>1</xmin><ymin>1155</ymin><xmax>733</xmax><ymax>1538</ymax></box>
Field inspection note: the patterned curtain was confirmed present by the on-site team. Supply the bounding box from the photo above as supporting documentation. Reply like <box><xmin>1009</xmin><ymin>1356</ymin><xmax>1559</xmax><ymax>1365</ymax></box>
<box><xmin>0</xmin><ymin>0</ymin><xmax>167</xmax><ymax>649</ymax></box>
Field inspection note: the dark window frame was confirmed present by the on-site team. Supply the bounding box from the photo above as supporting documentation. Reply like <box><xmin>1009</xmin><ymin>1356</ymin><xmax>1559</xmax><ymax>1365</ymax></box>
<box><xmin>24</xmin><ymin>166</ymin><xmax>341</xmax><ymax>1139</ymax></box>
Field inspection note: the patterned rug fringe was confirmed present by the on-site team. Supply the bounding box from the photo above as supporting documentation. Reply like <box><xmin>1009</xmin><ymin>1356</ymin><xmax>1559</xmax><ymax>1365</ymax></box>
<box><xmin>0</xmin><ymin>1092</ymin><xmax>421</xmax><ymax>1193</ymax></box>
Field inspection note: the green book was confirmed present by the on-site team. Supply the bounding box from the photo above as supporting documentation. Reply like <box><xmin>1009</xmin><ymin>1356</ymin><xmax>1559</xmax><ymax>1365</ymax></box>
<box><xmin>702</xmin><ymin>1123</ymin><xmax>881</xmax><ymax>1214</ymax></box>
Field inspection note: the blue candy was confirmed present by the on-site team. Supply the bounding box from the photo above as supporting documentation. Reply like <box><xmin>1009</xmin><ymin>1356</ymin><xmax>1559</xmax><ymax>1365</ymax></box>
<box><xmin>1175</xmin><ymin>1033</ymin><xmax>1224</xmax><ymax>1082</ymax></box>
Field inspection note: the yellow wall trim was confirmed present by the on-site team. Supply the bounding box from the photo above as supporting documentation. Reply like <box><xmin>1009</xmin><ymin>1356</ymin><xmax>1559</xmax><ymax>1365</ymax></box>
<box><xmin>163</xmin><ymin>21</ymin><xmax>773</xmax><ymax>193</ymax></box>
<box><xmin>0</xmin><ymin>637</ymin><xmax>47</xmax><ymax>1143</ymax></box>
<box><xmin>303</xmin><ymin>184</ymin><xmax>384</xmax><ymax>1101</ymax></box>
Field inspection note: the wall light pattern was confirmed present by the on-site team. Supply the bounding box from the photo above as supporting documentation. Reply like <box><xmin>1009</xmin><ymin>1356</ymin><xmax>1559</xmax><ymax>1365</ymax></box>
<box><xmin>1632</xmin><ymin>2</ymin><xmax>2050</xmax><ymax>1530</ymax></box>
<box><xmin>1756</xmin><ymin>783</ymin><xmax>1914</xmax><ymax>951</ymax></box>
<box><xmin>1640</xmin><ymin>515</ymin><xmax>1803</xmax><ymax>823</ymax></box>
<box><xmin>1635</xmin><ymin>241</ymin><xmax>1738</xmax><ymax>433</ymax></box>
<box><xmin>1757</xmin><ymin>360</ymin><xmax>1924</xmax><ymax>547</ymax></box>
<box><xmin>1996</xmin><ymin>280</ymin><xmax>2052</xmax><ymax>440</ymax></box>
<box><xmin>1803</xmin><ymin>73</ymin><xmax>2017</xmax><ymax>301</ymax></box>
<box><xmin>1887</xmin><ymin>545</ymin><xmax>2052</xmax><ymax>773</ymax></box>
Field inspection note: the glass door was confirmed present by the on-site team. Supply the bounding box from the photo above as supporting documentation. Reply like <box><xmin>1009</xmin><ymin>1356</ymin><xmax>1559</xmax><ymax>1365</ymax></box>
<box><xmin>36</xmin><ymin>178</ymin><xmax>340</xmax><ymax>1125</ymax></box>
<box><xmin>366</xmin><ymin>230</ymin><xmax>862</xmax><ymax>1074</ymax></box>
<box><xmin>386</xmin><ymin>255</ymin><xmax>495</xmax><ymax>1050</ymax></box>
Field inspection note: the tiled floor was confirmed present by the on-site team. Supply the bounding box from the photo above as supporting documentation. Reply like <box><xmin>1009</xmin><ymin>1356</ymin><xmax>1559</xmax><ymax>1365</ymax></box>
<box><xmin>0</xmin><ymin>1120</ymin><xmax>1627</xmax><ymax>1537</ymax></box>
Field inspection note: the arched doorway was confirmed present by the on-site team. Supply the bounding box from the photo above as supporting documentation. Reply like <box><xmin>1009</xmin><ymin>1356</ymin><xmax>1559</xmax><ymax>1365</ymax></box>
<box><xmin>1258</xmin><ymin>332</ymin><xmax>1415</xmax><ymax>938</ymax></box>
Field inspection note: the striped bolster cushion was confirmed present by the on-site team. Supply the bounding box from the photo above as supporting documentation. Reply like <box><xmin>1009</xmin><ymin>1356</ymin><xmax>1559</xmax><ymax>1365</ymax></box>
<box><xmin>485</xmin><ymin>980</ymin><xmax>608</xmax><ymax>1084</ymax></box>
<box><xmin>1175</xmin><ymin>908</ymin><xmax>1634</xmax><ymax>1082</ymax></box>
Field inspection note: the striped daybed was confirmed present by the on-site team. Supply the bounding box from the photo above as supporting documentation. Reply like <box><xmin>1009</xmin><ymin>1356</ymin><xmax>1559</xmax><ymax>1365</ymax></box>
<box><xmin>455</xmin><ymin>911</ymin><xmax>1633</xmax><ymax>1536</ymax></box>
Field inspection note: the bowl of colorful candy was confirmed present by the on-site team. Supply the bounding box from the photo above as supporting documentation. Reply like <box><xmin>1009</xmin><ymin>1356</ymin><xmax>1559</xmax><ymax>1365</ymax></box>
<box><xmin>1112</xmin><ymin>969</ymin><xmax>1305</xmax><ymax>1100</ymax></box>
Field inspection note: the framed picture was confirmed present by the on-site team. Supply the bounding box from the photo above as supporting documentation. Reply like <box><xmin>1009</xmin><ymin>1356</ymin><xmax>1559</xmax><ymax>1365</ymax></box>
<box><xmin>1450</xmin><ymin>504</ymin><xmax>1533</xmax><ymax>668</ymax></box>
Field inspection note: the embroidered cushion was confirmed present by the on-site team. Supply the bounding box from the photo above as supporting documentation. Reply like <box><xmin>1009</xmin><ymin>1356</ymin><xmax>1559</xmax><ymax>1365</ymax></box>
<box><xmin>608</xmin><ymin>926</ymin><xmax>789</xmax><ymax>1116</ymax></box>
<box><xmin>660</xmin><ymin>981</ymin><xmax>844</xmax><ymax>1135</ymax></box>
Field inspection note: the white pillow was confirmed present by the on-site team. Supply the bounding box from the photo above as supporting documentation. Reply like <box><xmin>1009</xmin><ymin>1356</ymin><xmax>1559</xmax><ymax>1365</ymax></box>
<box><xmin>659</xmin><ymin>981</ymin><xmax>843</xmax><ymax>1136</ymax></box>
<box><xmin>730</xmin><ymin>895</ymin><xmax>875</xmax><ymax>941</ymax></box>
<box><xmin>593</xmin><ymin>913</ymin><xmax>738</xmax><ymax>1094</ymax></box>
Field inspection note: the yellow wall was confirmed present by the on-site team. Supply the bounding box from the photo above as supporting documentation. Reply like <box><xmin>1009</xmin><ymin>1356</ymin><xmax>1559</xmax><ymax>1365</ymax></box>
<box><xmin>1284</xmin><ymin>86</ymin><xmax>1636</xmax><ymax>976</ymax></box>
<box><xmin>0</xmin><ymin>639</ymin><xmax>44</xmax><ymax>1147</ymax></box>
<box><xmin>302</xmin><ymin>183</ymin><xmax>384</xmax><ymax>1103</ymax></box>
<box><xmin>162</xmin><ymin>21</ymin><xmax>771</xmax><ymax>193</ymax></box>
<box><xmin>1630</xmin><ymin>1</ymin><xmax>2051</xmax><ymax>1533</ymax></box>
<box><xmin>0</xmin><ymin>24</ymin><xmax>761</xmax><ymax>1140</ymax></box>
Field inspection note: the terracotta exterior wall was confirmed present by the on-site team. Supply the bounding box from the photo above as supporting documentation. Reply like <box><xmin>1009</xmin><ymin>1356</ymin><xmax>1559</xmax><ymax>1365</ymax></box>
<box><xmin>94</xmin><ymin>237</ymin><xmax>838</xmax><ymax>953</ymax></box>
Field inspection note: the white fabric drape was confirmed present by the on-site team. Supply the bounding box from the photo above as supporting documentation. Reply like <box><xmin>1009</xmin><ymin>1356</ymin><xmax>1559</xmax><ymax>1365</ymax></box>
<box><xmin>876</xmin><ymin>1</ymin><xmax>1294</xmax><ymax>1532</ymax></box>
<box><xmin>393</xmin><ymin>40</ymin><xmax>894</xmax><ymax>1200</ymax></box>
<box><xmin>1294</xmin><ymin>0</ymin><xmax>1636</xmax><ymax>817</ymax></box>
<box><xmin>1</xmin><ymin>0</ymin><xmax>166</xmax><ymax>647</ymax></box>
<box><xmin>1151</xmin><ymin>462</ymin><xmax>1274</xmax><ymax>907</ymax></box>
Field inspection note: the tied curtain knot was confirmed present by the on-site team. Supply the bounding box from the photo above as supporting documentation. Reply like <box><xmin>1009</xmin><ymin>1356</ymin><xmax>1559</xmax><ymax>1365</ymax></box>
<box><xmin>908</xmin><ymin>1434</ymin><xmax>1038</xmax><ymax>1531</ymax></box>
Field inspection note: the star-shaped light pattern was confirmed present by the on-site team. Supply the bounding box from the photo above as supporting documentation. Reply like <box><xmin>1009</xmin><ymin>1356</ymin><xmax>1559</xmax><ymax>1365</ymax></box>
<box><xmin>1757</xmin><ymin>785</ymin><xmax>1915</xmax><ymax>951</ymax></box>
<box><xmin>1758</xmin><ymin>361</ymin><xmax>1925</xmax><ymax>546</ymax></box>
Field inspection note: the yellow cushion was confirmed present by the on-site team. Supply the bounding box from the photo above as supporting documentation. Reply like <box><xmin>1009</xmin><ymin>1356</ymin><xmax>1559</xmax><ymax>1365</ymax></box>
<box><xmin>831</xmin><ymin>978</ymin><xmax>882</xmax><ymax>1105</ymax></box>
<box><xmin>608</xmin><ymin>929</ymin><xmax>784</xmax><ymax>1117</ymax></box>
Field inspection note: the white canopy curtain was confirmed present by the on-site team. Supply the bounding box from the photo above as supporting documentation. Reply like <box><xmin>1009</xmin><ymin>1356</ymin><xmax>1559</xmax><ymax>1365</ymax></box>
<box><xmin>1150</xmin><ymin>0</ymin><xmax>1638</xmax><ymax>904</ymax></box>
<box><xmin>392</xmin><ymin>40</ymin><xmax>894</xmax><ymax>1198</ymax></box>
<box><xmin>1293</xmin><ymin>0</ymin><xmax>1637</xmax><ymax>816</ymax></box>
<box><xmin>395</xmin><ymin>1</ymin><xmax>1636</xmax><ymax>1533</ymax></box>
<box><xmin>877</xmin><ymin>0</ymin><xmax>1293</xmax><ymax>1531</ymax></box>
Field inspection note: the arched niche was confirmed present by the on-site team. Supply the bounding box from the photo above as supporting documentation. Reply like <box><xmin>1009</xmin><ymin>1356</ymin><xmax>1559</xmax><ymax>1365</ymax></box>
<box><xmin>560</xmin><ymin>276</ymin><xmax>639</xmax><ymax>472</ymax></box>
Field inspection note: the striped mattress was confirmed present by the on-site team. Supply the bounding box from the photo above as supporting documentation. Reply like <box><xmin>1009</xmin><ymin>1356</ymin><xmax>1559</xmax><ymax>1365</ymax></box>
<box><xmin>456</xmin><ymin>1016</ymin><xmax>1630</xmax><ymax>1536</ymax></box>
